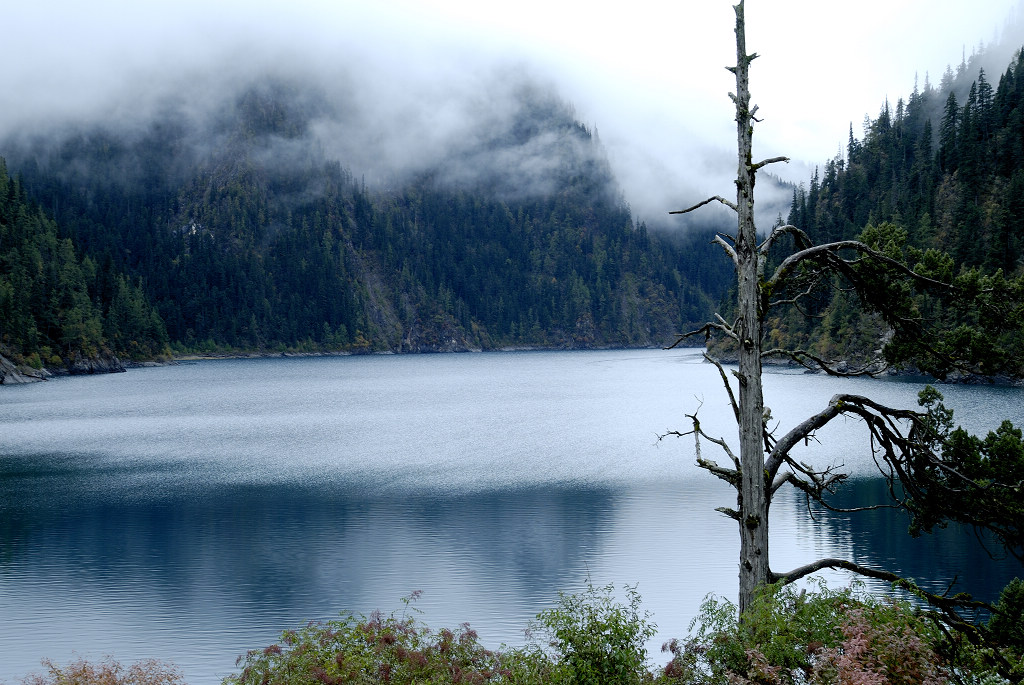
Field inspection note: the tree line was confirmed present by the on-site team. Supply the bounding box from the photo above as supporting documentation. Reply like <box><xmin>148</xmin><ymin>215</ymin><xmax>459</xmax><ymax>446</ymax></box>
<box><xmin>0</xmin><ymin>158</ymin><xmax>169</xmax><ymax>371</ymax></box>
<box><xmin>777</xmin><ymin>43</ymin><xmax>1024</xmax><ymax>374</ymax></box>
<box><xmin>1</xmin><ymin>79</ymin><xmax>732</xmax><ymax>367</ymax></box>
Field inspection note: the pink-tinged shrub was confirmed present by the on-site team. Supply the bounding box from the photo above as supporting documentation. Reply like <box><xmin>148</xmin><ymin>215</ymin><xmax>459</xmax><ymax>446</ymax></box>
<box><xmin>225</xmin><ymin>597</ymin><xmax>511</xmax><ymax>685</ymax></box>
<box><xmin>812</xmin><ymin>608</ymin><xmax>950</xmax><ymax>685</ymax></box>
<box><xmin>19</xmin><ymin>656</ymin><xmax>184</xmax><ymax>685</ymax></box>
<box><xmin>659</xmin><ymin>581</ymin><xmax>958</xmax><ymax>685</ymax></box>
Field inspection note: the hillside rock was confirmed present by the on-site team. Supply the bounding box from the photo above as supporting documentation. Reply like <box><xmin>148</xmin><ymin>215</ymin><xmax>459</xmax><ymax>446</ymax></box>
<box><xmin>64</xmin><ymin>351</ymin><xmax>126</xmax><ymax>376</ymax></box>
<box><xmin>0</xmin><ymin>354</ymin><xmax>47</xmax><ymax>384</ymax></box>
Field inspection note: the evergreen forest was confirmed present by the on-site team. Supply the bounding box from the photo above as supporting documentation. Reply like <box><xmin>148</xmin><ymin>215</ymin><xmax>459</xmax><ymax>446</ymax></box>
<box><xmin>5</xmin><ymin>41</ymin><xmax>1024</xmax><ymax>375</ymax></box>
<box><xmin>774</xmin><ymin>47</ymin><xmax>1024</xmax><ymax>376</ymax></box>
<box><xmin>0</xmin><ymin>77</ymin><xmax>730</xmax><ymax>373</ymax></box>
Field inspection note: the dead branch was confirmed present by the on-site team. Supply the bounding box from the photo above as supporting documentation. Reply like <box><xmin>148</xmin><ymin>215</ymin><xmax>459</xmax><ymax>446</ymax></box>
<box><xmin>704</xmin><ymin>353</ymin><xmax>740</xmax><ymax>424</ymax></box>
<box><xmin>716</xmin><ymin>506</ymin><xmax>741</xmax><ymax>521</ymax></box>
<box><xmin>666</xmin><ymin>313</ymin><xmax>739</xmax><ymax>350</ymax></box>
<box><xmin>688</xmin><ymin>410</ymin><xmax>740</xmax><ymax>470</ymax></box>
<box><xmin>805</xmin><ymin>491</ymin><xmax>902</xmax><ymax>515</ymax></box>
<box><xmin>758</xmin><ymin>224</ymin><xmax>813</xmax><ymax>256</ymax></box>
<box><xmin>764</xmin><ymin>393</ymin><xmax>921</xmax><ymax>487</ymax></box>
<box><xmin>669</xmin><ymin>195</ymin><xmax>738</xmax><ymax>215</ymax></box>
<box><xmin>713</xmin><ymin>234</ymin><xmax>739</xmax><ymax>264</ymax></box>
<box><xmin>715</xmin><ymin>312</ymin><xmax>738</xmax><ymax>336</ymax></box>
<box><xmin>772</xmin><ymin>557</ymin><xmax>993</xmax><ymax>616</ymax></box>
<box><xmin>665</xmin><ymin>319</ymin><xmax>738</xmax><ymax>350</ymax></box>
<box><xmin>766</xmin><ymin>240</ymin><xmax>951</xmax><ymax>293</ymax></box>
<box><xmin>659</xmin><ymin>396</ymin><xmax>741</xmax><ymax>480</ymax></box>
<box><xmin>767</xmin><ymin>275</ymin><xmax>831</xmax><ymax>314</ymax></box>
<box><xmin>697</xmin><ymin>456</ymin><xmax>742</xmax><ymax>486</ymax></box>
<box><xmin>751</xmin><ymin>156</ymin><xmax>790</xmax><ymax>172</ymax></box>
<box><xmin>658</xmin><ymin>424</ymin><xmax>740</xmax><ymax>485</ymax></box>
<box><xmin>784</xmin><ymin>456</ymin><xmax>847</xmax><ymax>490</ymax></box>
<box><xmin>761</xmin><ymin>348</ymin><xmax>890</xmax><ymax>377</ymax></box>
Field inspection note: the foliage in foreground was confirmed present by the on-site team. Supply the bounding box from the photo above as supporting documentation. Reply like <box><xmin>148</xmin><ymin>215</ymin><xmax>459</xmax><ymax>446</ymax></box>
<box><xmin>224</xmin><ymin>582</ymin><xmax>656</xmax><ymax>685</ymax></box>
<box><xmin>21</xmin><ymin>580</ymin><xmax>1024</xmax><ymax>684</ymax></box>
<box><xmin>664</xmin><ymin>582</ymin><xmax>956</xmax><ymax>685</ymax></box>
<box><xmin>19</xmin><ymin>656</ymin><xmax>184</xmax><ymax>685</ymax></box>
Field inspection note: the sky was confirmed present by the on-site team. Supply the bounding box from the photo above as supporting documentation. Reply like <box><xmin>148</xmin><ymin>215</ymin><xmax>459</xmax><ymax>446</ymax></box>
<box><xmin>4</xmin><ymin>0</ymin><xmax>1023</xmax><ymax>226</ymax></box>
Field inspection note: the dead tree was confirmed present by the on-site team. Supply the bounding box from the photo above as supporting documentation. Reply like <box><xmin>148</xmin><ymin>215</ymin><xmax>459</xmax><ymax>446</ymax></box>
<box><xmin>668</xmin><ymin>0</ymin><xmax>1024</xmax><ymax>619</ymax></box>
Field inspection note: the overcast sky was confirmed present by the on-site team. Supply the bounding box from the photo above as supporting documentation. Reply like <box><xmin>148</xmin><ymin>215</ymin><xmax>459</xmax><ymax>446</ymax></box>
<box><xmin>5</xmin><ymin>0</ymin><xmax>1023</xmax><ymax>224</ymax></box>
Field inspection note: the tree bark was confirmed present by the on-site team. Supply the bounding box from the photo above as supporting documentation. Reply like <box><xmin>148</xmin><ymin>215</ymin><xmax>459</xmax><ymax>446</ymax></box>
<box><xmin>730</xmin><ymin>0</ymin><xmax>770</xmax><ymax>616</ymax></box>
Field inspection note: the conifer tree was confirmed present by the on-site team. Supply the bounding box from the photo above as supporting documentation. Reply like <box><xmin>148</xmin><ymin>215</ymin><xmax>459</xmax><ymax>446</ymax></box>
<box><xmin>939</xmin><ymin>91</ymin><xmax>960</xmax><ymax>171</ymax></box>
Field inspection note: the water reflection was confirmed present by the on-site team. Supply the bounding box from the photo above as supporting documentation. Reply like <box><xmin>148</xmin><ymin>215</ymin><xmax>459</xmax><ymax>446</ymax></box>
<box><xmin>0</xmin><ymin>476</ymin><xmax>629</xmax><ymax>682</ymax></box>
<box><xmin>783</xmin><ymin>478</ymin><xmax>1021</xmax><ymax>604</ymax></box>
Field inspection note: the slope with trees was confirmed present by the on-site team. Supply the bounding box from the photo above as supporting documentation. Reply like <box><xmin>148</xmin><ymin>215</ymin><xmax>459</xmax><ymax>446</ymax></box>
<box><xmin>0</xmin><ymin>157</ymin><xmax>169</xmax><ymax>381</ymax></box>
<box><xmin>779</xmin><ymin>38</ymin><xmax>1024</xmax><ymax>373</ymax></box>
<box><xmin>4</xmin><ymin>77</ymin><xmax>731</xmax><ymax>360</ymax></box>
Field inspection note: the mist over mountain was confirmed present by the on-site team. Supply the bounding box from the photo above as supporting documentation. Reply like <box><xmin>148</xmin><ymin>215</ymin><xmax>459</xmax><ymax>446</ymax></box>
<box><xmin>0</xmin><ymin>64</ymin><xmax>734</xmax><ymax>366</ymax></box>
<box><xmin>4</xmin><ymin>1</ymin><xmax>1023</xmax><ymax>373</ymax></box>
<box><xmin>6</xmin><ymin>62</ymin><xmax>592</xmax><ymax>193</ymax></box>
<box><xmin>751</xmin><ymin>38</ymin><xmax>1024</xmax><ymax>376</ymax></box>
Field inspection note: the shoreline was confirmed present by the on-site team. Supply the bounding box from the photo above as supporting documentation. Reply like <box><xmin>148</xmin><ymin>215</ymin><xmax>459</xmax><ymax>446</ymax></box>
<box><xmin>5</xmin><ymin>344</ymin><xmax>679</xmax><ymax>384</ymax></box>
<box><xmin>6</xmin><ymin>344</ymin><xmax>1020</xmax><ymax>387</ymax></box>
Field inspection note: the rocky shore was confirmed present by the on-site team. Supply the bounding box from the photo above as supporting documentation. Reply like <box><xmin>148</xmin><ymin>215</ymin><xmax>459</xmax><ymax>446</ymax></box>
<box><xmin>0</xmin><ymin>351</ymin><xmax>126</xmax><ymax>385</ymax></box>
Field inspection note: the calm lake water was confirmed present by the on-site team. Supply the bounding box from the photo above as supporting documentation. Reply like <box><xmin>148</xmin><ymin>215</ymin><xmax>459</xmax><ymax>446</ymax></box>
<box><xmin>1</xmin><ymin>349</ymin><xmax>1021</xmax><ymax>683</ymax></box>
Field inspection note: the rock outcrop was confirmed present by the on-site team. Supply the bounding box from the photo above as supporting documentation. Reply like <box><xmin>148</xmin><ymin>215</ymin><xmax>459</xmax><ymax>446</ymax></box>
<box><xmin>63</xmin><ymin>351</ymin><xmax>126</xmax><ymax>376</ymax></box>
<box><xmin>0</xmin><ymin>354</ymin><xmax>47</xmax><ymax>384</ymax></box>
<box><xmin>0</xmin><ymin>351</ymin><xmax>126</xmax><ymax>384</ymax></box>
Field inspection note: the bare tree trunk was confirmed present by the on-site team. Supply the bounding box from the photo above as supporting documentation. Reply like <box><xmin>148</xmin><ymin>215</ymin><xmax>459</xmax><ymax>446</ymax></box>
<box><xmin>731</xmin><ymin>0</ymin><xmax>770</xmax><ymax>616</ymax></box>
<box><xmin>670</xmin><ymin>3</ymin><xmax>1022</xmax><ymax>649</ymax></box>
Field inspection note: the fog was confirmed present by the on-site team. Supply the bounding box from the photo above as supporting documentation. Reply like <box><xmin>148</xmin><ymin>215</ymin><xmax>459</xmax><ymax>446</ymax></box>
<box><xmin>4</xmin><ymin>0</ymin><xmax>1023</xmax><ymax>228</ymax></box>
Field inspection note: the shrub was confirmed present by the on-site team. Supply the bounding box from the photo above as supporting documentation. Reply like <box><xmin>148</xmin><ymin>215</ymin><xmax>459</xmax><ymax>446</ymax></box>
<box><xmin>225</xmin><ymin>594</ymin><xmax>509</xmax><ymax>685</ymax></box>
<box><xmin>967</xmin><ymin>577</ymin><xmax>1024</xmax><ymax>684</ymax></box>
<box><xmin>988</xmin><ymin>578</ymin><xmax>1024</xmax><ymax>653</ymax></box>
<box><xmin>812</xmin><ymin>606</ymin><xmax>950</xmax><ymax>685</ymax></box>
<box><xmin>225</xmin><ymin>585</ymin><xmax>657</xmax><ymax>685</ymax></box>
<box><xmin>525</xmin><ymin>581</ymin><xmax>656</xmax><ymax>685</ymax></box>
<box><xmin>660</xmin><ymin>580</ymin><xmax>959</xmax><ymax>685</ymax></box>
<box><xmin>20</xmin><ymin>656</ymin><xmax>184</xmax><ymax>685</ymax></box>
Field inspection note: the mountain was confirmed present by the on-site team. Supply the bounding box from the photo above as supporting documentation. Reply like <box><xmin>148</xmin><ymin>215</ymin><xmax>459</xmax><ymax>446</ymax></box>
<box><xmin>769</xmin><ymin>43</ymin><xmax>1024</xmax><ymax>375</ymax></box>
<box><xmin>0</xmin><ymin>72</ymin><xmax>731</xmax><ymax>369</ymax></box>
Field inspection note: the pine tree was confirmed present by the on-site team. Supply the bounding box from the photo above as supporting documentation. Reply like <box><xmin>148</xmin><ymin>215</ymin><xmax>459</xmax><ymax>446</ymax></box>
<box><xmin>939</xmin><ymin>91</ymin><xmax>960</xmax><ymax>172</ymax></box>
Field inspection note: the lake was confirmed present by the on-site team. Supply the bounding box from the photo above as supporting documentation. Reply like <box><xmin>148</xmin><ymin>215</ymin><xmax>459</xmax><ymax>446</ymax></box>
<box><xmin>1</xmin><ymin>349</ymin><xmax>1021</xmax><ymax>683</ymax></box>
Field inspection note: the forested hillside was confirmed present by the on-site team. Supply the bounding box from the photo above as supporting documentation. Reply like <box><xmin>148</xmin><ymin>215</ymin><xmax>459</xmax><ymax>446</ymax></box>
<box><xmin>17</xmin><ymin>40</ymin><xmax>1024</xmax><ymax>374</ymax></box>
<box><xmin>1</xmin><ymin>77</ymin><xmax>730</xmax><ymax>366</ymax></box>
<box><xmin>770</xmin><ymin>45</ymin><xmax>1024</xmax><ymax>374</ymax></box>
<box><xmin>0</xmin><ymin>159</ymin><xmax>168</xmax><ymax>377</ymax></box>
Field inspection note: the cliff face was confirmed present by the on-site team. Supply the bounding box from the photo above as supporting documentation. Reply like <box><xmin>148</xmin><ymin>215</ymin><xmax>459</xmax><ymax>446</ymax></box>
<box><xmin>0</xmin><ymin>354</ymin><xmax>46</xmax><ymax>384</ymax></box>
<box><xmin>63</xmin><ymin>352</ymin><xmax>126</xmax><ymax>376</ymax></box>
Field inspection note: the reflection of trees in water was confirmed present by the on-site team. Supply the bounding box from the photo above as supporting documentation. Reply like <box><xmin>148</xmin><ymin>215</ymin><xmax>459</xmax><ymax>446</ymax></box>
<box><xmin>0</xmin><ymin>480</ymin><xmax>618</xmax><ymax>609</ymax></box>
<box><xmin>0</xmin><ymin>477</ymin><xmax>625</xmax><ymax>682</ymax></box>
<box><xmin>782</xmin><ymin>477</ymin><xmax>1021</xmax><ymax>603</ymax></box>
<box><xmin>365</xmin><ymin>485</ymin><xmax>620</xmax><ymax>598</ymax></box>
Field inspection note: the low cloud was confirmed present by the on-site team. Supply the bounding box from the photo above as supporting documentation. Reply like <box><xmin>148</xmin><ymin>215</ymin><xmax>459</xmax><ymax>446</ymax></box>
<box><xmin>4</xmin><ymin>0</ymin><xmax>1021</xmax><ymax>232</ymax></box>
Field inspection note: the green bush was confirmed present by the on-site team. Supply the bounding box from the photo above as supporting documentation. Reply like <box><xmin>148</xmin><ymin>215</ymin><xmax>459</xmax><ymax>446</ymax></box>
<box><xmin>988</xmin><ymin>578</ymin><xmax>1024</xmax><ymax>652</ymax></box>
<box><xmin>972</xmin><ymin>577</ymin><xmax>1024</xmax><ymax>683</ymax></box>
<box><xmin>224</xmin><ymin>585</ymin><xmax>657</xmax><ymax>685</ymax></box>
<box><xmin>525</xmin><ymin>581</ymin><xmax>656</xmax><ymax>685</ymax></box>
